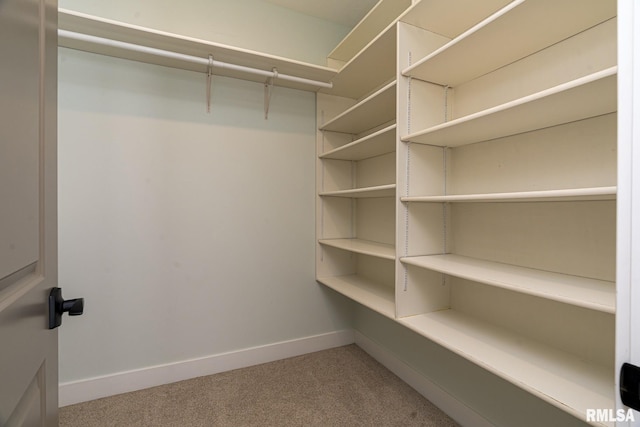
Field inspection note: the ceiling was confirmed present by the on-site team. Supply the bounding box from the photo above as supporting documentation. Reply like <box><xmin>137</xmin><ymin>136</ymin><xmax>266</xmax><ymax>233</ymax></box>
<box><xmin>264</xmin><ymin>0</ymin><xmax>379</xmax><ymax>28</ymax></box>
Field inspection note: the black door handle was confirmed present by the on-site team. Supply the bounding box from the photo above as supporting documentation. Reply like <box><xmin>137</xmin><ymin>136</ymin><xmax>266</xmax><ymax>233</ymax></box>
<box><xmin>49</xmin><ymin>287</ymin><xmax>84</xmax><ymax>329</ymax></box>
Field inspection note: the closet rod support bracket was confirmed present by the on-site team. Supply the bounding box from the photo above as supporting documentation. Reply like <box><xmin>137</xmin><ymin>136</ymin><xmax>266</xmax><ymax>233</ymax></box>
<box><xmin>264</xmin><ymin>67</ymin><xmax>278</xmax><ymax>120</ymax></box>
<box><xmin>206</xmin><ymin>54</ymin><xmax>214</xmax><ymax>113</ymax></box>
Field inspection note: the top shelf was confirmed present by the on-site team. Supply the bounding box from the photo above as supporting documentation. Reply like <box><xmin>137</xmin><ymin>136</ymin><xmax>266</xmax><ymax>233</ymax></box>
<box><xmin>402</xmin><ymin>0</ymin><xmax>616</xmax><ymax>87</ymax></box>
<box><xmin>328</xmin><ymin>0</ymin><xmax>512</xmax><ymax>67</ymax></box>
<box><xmin>324</xmin><ymin>0</ymin><xmax>515</xmax><ymax>99</ymax></box>
<box><xmin>323</xmin><ymin>25</ymin><xmax>397</xmax><ymax>100</ymax></box>
<box><xmin>399</xmin><ymin>0</ymin><xmax>512</xmax><ymax>40</ymax></box>
<box><xmin>327</xmin><ymin>0</ymin><xmax>411</xmax><ymax>65</ymax></box>
<box><xmin>58</xmin><ymin>9</ymin><xmax>336</xmax><ymax>92</ymax></box>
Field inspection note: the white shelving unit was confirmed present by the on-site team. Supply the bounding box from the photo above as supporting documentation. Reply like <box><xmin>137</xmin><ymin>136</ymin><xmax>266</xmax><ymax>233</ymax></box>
<box><xmin>315</xmin><ymin>1</ymin><xmax>412</xmax><ymax>320</ymax></box>
<box><xmin>314</xmin><ymin>0</ymin><xmax>539</xmax><ymax>333</ymax></box>
<box><xmin>317</xmin><ymin>0</ymin><xmax>620</xmax><ymax>425</ymax></box>
<box><xmin>396</xmin><ymin>0</ymin><xmax>617</xmax><ymax>423</ymax></box>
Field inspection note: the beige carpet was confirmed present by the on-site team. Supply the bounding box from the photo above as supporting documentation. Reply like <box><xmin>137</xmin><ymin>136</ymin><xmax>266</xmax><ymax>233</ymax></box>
<box><xmin>60</xmin><ymin>344</ymin><xmax>459</xmax><ymax>427</ymax></box>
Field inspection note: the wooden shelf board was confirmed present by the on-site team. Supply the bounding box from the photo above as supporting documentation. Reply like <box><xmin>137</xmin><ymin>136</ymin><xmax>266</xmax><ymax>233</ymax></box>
<box><xmin>58</xmin><ymin>9</ymin><xmax>336</xmax><ymax>91</ymax></box>
<box><xmin>327</xmin><ymin>0</ymin><xmax>411</xmax><ymax>64</ymax></box>
<box><xmin>320</xmin><ymin>81</ymin><xmax>396</xmax><ymax>134</ymax></box>
<box><xmin>319</xmin><ymin>238</ymin><xmax>395</xmax><ymax>260</ymax></box>
<box><xmin>320</xmin><ymin>125</ymin><xmax>396</xmax><ymax>161</ymax></box>
<box><xmin>401</xmin><ymin>186</ymin><xmax>617</xmax><ymax>203</ymax></box>
<box><xmin>403</xmin><ymin>68</ymin><xmax>617</xmax><ymax>147</ymax></box>
<box><xmin>320</xmin><ymin>184</ymin><xmax>396</xmax><ymax>199</ymax></box>
<box><xmin>399</xmin><ymin>309</ymin><xmax>614</xmax><ymax>424</ymax></box>
<box><xmin>324</xmin><ymin>26</ymin><xmax>397</xmax><ymax>100</ymax></box>
<box><xmin>401</xmin><ymin>254</ymin><xmax>615</xmax><ymax>313</ymax></box>
<box><xmin>399</xmin><ymin>0</ymin><xmax>512</xmax><ymax>40</ymax></box>
<box><xmin>327</xmin><ymin>0</ymin><xmax>511</xmax><ymax>69</ymax></box>
<box><xmin>326</xmin><ymin>0</ymin><xmax>515</xmax><ymax>98</ymax></box>
<box><xmin>317</xmin><ymin>275</ymin><xmax>395</xmax><ymax>319</ymax></box>
<box><xmin>402</xmin><ymin>0</ymin><xmax>616</xmax><ymax>86</ymax></box>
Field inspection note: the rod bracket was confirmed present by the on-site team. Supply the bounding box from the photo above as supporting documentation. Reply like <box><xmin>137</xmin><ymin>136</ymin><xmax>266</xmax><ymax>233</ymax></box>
<box><xmin>264</xmin><ymin>67</ymin><xmax>278</xmax><ymax>120</ymax></box>
<box><xmin>206</xmin><ymin>54</ymin><xmax>214</xmax><ymax>113</ymax></box>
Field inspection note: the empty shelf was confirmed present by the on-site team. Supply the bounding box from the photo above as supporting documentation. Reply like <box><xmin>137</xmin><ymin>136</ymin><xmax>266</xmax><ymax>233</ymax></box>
<box><xmin>320</xmin><ymin>81</ymin><xmax>396</xmax><ymax>134</ymax></box>
<box><xmin>320</xmin><ymin>184</ymin><xmax>396</xmax><ymax>198</ymax></box>
<box><xmin>399</xmin><ymin>309</ymin><xmax>613</xmax><ymax>425</ymax></box>
<box><xmin>399</xmin><ymin>0</ymin><xmax>511</xmax><ymax>40</ymax></box>
<box><xmin>401</xmin><ymin>186</ymin><xmax>617</xmax><ymax>203</ymax></box>
<box><xmin>318</xmin><ymin>275</ymin><xmax>395</xmax><ymax>319</ymax></box>
<box><xmin>401</xmin><ymin>254</ymin><xmax>615</xmax><ymax>313</ymax></box>
<box><xmin>325</xmin><ymin>26</ymin><xmax>397</xmax><ymax>100</ymax></box>
<box><xmin>402</xmin><ymin>0</ymin><xmax>616</xmax><ymax>86</ymax></box>
<box><xmin>319</xmin><ymin>238</ymin><xmax>395</xmax><ymax>260</ymax></box>
<box><xmin>403</xmin><ymin>68</ymin><xmax>617</xmax><ymax>147</ymax></box>
<box><xmin>320</xmin><ymin>125</ymin><xmax>396</xmax><ymax>161</ymax></box>
<box><xmin>328</xmin><ymin>0</ymin><xmax>410</xmax><ymax>64</ymax></box>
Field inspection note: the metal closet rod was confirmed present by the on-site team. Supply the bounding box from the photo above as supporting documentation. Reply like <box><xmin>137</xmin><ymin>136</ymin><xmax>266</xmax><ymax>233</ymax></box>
<box><xmin>58</xmin><ymin>30</ymin><xmax>334</xmax><ymax>90</ymax></box>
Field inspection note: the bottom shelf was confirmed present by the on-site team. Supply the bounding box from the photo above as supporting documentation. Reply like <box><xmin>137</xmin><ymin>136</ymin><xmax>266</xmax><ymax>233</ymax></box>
<box><xmin>398</xmin><ymin>309</ymin><xmax>614</xmax><ymax>426</ymax></box>
<box><xmin>317</xmin><ymin>275</ymin><xmax>395</xmax><ymax>319</ymax></box>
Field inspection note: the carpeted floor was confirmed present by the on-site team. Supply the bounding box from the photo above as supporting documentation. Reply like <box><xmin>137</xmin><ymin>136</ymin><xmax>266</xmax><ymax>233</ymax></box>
<box><xmin>60</xmin><ymin>344</ymin><xmax>459</xmax><ymax>426</ymax></box>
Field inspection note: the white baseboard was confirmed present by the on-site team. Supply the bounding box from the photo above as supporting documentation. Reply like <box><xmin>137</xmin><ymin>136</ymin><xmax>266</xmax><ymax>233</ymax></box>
<box><xmin>59</xmin><ymin>329</ymin><xmax>355</xmax><ymax>407</ymax></box>
<box><xmin>354</xmin><ymin>331</ymin><xmax>493</xmax><ymax>427</ymax></box>
<box><xmin>61</xmin><ymin>328</ymin><xmax>490</xmax><ymax>426</ymax></box>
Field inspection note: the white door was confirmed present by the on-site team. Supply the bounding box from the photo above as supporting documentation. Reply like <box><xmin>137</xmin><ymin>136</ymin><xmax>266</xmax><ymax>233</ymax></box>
<box><xmin>0</xmin><ymin>0</ymin><xmax>60</xmax><ymax>425</ymax></box>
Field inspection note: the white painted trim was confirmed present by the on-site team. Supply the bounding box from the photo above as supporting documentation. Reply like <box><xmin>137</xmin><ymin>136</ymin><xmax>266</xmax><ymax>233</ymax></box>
<box><xmin>59</xmin><ymin>329</ymin><xmax>355</xmax><ymax>407</ymax></box>
<box><xmin>354</xmin><ymin>331</ymin><xmax>492</xmax><ymax>427</ymax></box>
<box><xmin>617</xmin><ymin>1</ymin><xmax>640</xmax><ymax>425</ymax></box>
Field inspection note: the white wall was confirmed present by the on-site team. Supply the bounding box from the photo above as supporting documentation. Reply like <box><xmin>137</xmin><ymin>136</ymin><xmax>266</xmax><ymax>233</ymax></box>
<box><xmin>57</xmin><ymin>45</ymin><xmax>353</xmax><ymax>388</ymax></box>
<box><xmin>58</xmin><ymin>0</ymin><xmax>351</xmax><ymax>65</ymax></box>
